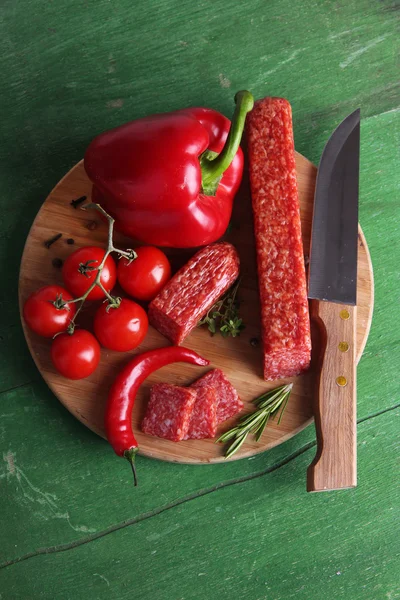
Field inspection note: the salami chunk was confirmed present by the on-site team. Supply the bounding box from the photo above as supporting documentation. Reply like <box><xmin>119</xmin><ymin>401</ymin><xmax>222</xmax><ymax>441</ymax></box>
<box><xmin>246</xmin><ymin>97</ymin><xmax>311</xmax><ymax>380</ymax></box>
<box><xmin>141</xmin><ymin>383</ymin><xmax>196</xmax><ymax>441</ymax></box>
<box><xmin>148</xmin><ymin>242</ymin><xmax>240</xmax><ymax>345</ymax></box>
<box><xmin>190</xmin><ymin>369</ymin><xmax>243</xmax><ymax>424</ymax></box>
<box><xmin>184</xmin><ymin>386</ymin><xmax>217</xmax><ymax>440</ymax></box>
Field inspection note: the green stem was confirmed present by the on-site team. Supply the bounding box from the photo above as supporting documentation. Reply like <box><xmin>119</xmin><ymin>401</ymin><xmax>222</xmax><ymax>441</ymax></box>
<box><xmin>217</xmin><ymin>384</ymin><xmax>293</xmax><ymax>458</ymax></box>
<box><xmin>84</xmin><ymin>203</ymin><xmax>137</xmax><ymax>262</ymax></box>
<box><xmin>66</xmin><ymin>268</ymin><xmax>103</xmax><ymax>331</ymax></box>
<box><xmin>64</xmin><ymin>203</ymin><xmax>136</xmax><ymax>332</ymax></box>
<box><xmin>124</xmin><ymin>448</ymin><xmax>139</xmax><ymax>486</ymax></box>
<box><xmin>113</xmin><ymin>247</ymin><xmax>137</xmax><ymax>262</ymax></box>
<box><xmin>200</xmin><ymin>90</ymin><xmax>254</xmax><ymax>195</ymax></box>
<box><xmin>97</xmin><ymin>281</ymin><xmax>116</xmax><ymax>304</ymax></box>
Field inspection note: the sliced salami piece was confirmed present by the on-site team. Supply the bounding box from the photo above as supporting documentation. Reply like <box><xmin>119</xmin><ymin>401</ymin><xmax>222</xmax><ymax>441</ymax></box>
<box><xmin>141</xmin><ymin>383</ymin><xmax>196</xmax><ymax>441</ymax></box>
<box><xmin>190</xmin><ymin>369</ymin><xmax>243</xmax><ymax>424</ymax></box>
<box><xmin>246</xmin><ymin>97</ymin><xmax>311</xmax><ymax>381</ymax></box>
<box><xmin>148</xmin><ymin>242</ymin><xmax>240</xmax><ymax>345</ymax></box>
<box><xmin>184</xmin><ymin>386</ymin><xmax>217</xmax><ymax>440</ymax></box>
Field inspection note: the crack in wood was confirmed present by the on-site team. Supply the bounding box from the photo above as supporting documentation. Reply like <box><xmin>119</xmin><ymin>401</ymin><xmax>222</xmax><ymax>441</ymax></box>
<box><xmin>0</xmin><ymin>381</ymin><xmax>36</xmax><ymax>397</ymax></box>
<box><xmin>0</xmin><ymin>443</ymin><xmax>318</xmax><ymax>570</ymax></box>
<box><xmin>1</xmin><ymin>401</ymin><xmax>399</xmax><ymax>572</ymax></box>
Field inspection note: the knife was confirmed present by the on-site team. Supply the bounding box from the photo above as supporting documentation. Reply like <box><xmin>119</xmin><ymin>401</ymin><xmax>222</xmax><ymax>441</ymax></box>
<box><xmin>307</xmin><ymin>109</ymin><xmax>360</xmax><ymax>492</ymax></box>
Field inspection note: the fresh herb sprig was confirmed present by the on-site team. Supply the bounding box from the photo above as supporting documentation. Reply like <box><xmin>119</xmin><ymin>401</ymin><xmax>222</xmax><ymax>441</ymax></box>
<box><xmin>217</xmin><ymin>384</ymin><xmax>293</xmax><ymax>458</ymax></box>
<box><xmin>199</xmin><ymin>280</ymin><xmax>244</xmax><ymax>338</ymax></box>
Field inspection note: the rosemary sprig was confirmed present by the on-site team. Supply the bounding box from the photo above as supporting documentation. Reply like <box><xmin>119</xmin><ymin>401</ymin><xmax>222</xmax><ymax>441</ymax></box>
<box><xmin>217</xmin><ymin>383</ymin><xmax>293</xmax><ymax>459</ymax></box>
<box><xmin>198</xmin><ymin>279</ymin><xmax>245</xmax><ymax>338</ymax></box>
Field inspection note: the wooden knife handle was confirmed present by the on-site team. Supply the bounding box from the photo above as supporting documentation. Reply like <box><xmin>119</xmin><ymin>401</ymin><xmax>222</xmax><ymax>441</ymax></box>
<box><xmin>307</xmin><ymin>301</ymin><xmax>357</xmax><ymax>492</ymax></box>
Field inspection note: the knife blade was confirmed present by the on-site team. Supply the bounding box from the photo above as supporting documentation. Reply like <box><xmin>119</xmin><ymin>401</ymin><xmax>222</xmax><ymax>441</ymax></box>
<box><xmin>307</xmin><ymin>109</ymin><xmax>360</xmax><ymax>492</ymax></box>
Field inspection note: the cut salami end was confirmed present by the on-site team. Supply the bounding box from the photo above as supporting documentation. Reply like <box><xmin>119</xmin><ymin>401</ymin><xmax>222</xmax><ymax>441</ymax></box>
<box><xmin>190</xmin><ymin>368</ymin><xmax>243</xmax><ymax>424</ymax></box>
<box><xmin>264</xmin><ymin>350</ymin><xmax>311</xmax><ymax>381</ymax></box>
<box><xmin>147</xmin><ymin>306</ymin><xmax>182</xmax><ymax>346</ymax></box>
<box><xmin>247</xmin><ymin>97</ymin><xmax>311</xmax><ymax>381</ymax></box>
<box><xmin>184</xmin><ymin>386</ymin><xmax>217</xmax><ymax>440</ymax></box>
<box><xmin>141</xmin><ymin>383</ymin><xmax>197</xmax><ymax>442</ymax></box>
<box><xmin>148</xmin><ymin>242</ymin><xmax>240</xmax><ymax>345</ymax></box>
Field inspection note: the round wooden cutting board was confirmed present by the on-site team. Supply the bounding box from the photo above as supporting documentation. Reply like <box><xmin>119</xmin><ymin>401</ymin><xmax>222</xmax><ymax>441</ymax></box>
<box><xmin>19</xmin><ymin>153</ymin><xmax>374</xmax><ymax>463</ymax></box>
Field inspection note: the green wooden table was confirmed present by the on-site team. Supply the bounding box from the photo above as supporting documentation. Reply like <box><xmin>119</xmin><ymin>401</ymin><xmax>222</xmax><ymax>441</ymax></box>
<box><xmin>1</xmin><ymin>1</ymin><xmax>399</xmax><ymax>598</ymax></box>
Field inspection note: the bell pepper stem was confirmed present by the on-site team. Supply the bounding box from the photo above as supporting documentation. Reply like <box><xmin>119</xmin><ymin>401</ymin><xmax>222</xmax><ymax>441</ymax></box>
<box><xmin>201</xmin><ymin>90</ymin><xmax>254</xmax><ymax>195</ymax></box>
<box><xmin>124</xmin><ymin>447</ymin><xmax>139</xmax><ymax>486</ymax></box>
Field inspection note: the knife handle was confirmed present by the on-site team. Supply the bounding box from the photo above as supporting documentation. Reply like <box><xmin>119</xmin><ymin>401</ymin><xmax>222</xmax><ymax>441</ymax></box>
<box><xmin>307</xmin><ymin>301</ymin><xmax>357</xmax><ymax>492</ymax></box>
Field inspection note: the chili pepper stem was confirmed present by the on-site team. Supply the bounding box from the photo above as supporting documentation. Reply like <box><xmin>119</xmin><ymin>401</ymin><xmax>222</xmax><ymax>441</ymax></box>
<box><xmin>200</xmin><ymin>90</ymin><xmax>254</xmax><ymax>195</ymax></box>
<box><xmin>124</xmin><ymin>447</ymin><xmax>139</xmax><ymax>486</ymax></box>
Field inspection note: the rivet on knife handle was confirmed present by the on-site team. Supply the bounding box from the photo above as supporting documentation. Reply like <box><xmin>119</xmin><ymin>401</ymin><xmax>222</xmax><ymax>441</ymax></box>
<box><xmin>307</xmin><ymin>302</ymin><xmax>357</xmax><ymax>492</ymax></box>
<box><xmin>306</xmin><ymin>109</ymin><xmax>360</xmax><ymax>492</ymax></box>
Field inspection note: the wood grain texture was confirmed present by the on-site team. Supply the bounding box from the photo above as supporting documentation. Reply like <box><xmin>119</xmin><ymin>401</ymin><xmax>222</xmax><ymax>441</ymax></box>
<box><xmin>18</xmin><ymin>154</ymin><xmax>373</xmax><ymax>464</ymax></box>
<box><xmin>0</xmin><ymin>380</ymin><xmax>322</xmax><ymax>562</ymax></box>
<box><xmin>307</xmin><ymin>302</ymin><xmax>357</xmax><ymax>491</ymax></box>
<box><xmin>1</xmin><ymin>0</ymin><xmax>399</xmax><ymax>598</ymax></box>
<box><xmin>1</xmin><ymin>409</ymin><xmax>399</xmax><ymax>600</ymax></box>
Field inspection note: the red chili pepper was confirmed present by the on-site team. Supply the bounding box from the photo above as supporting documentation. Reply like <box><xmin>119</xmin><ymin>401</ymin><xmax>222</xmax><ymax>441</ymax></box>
<box><xmin>105</xmin><ymin>346</ymin><xmax>209</xmax><ymax>485</ymax></box>
<box><xmin>84</xmin><ymin>91</ymin><xmax>254</xmax><ymax>248</ymax></box>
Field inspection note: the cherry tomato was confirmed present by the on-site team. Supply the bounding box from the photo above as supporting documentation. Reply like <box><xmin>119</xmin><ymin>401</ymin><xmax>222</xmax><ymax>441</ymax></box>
<box><xmin>23</xmin><ymin>285</ymin><xmax>76</xmax><ymax>338</ymax></box>
<box><xmin>62</xmin><ymin>246</ymin><xmax>117</xmax><ymax>300</ymax></box>
<box><xmin>94</xmin><ymin>299</ymin><xmax>148</xmax><ymax>352</ymax></box>
<box><xmin>51</xmin><ymin>329</ymin><xmax>100</xmax><ymax>379</ymax></box>
<box><xmin>117</xmin><ymin>246</ymin><xmax>171</xmax><ymax>302</ymax></box>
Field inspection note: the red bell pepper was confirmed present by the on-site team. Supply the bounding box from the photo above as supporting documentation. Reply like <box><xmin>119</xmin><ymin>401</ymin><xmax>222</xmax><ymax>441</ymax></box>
<box><xmin>84</xmin><ymin>91</ymin><xmax>254</xmax><ymax>248</ymax></box>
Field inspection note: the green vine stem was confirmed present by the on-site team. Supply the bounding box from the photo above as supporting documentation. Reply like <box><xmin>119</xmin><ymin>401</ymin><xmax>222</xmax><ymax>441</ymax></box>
<box><xmin>59</xmin><ymin>203</ymin><xmax>137</xmax><ymax>334</ymax></box>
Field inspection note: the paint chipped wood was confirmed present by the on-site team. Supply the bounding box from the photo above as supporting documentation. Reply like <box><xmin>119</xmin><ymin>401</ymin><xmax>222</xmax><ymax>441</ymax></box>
<box><xmin>0</xmin><ymin>0</ymin><xmax>398</xmax><ymax>598</ymax></box>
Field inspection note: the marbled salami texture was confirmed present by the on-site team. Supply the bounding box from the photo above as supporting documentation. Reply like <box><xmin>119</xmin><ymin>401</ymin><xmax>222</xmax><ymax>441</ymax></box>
<box><xmin>246</xmin><ymin>97</ymin><xmax>311</xmax><ymax>380</ymax></box>
<box><xmin>184</xmin><ymin>386</ymin><xmax>217</xmax><ymax>440</ymax></box>
<box><xmin>190</xmin><ymin>369</ymin><xmax>243</xmax><ymax>423</ymax></box>
<box><xmin>148</xmin><ymin>242</ymin><xmax>240</xmax><ymax>345</ymax></box>
<box><xmin>141</xmin><ymin>383</ymin><xmax>196</xmax><ymax>441</ymax></box>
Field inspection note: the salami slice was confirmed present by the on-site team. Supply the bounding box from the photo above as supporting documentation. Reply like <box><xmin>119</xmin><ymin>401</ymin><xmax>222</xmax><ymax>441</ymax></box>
<box><xmin>148</xmin><ymin>242</ymin><xmax>240</xmax><ymax>345</ymax></box>
<box><xmin>246</xmin><ymin>97</ymin><xmax>311</xmax><ymax>380</ymax></box>
<box><xmin>141</xmin><ymin>383</ymin><xmax>196</xmax><ymax>441</ymax></box>
<box><xmin>184</xmin><ymin>386</ymin><xmax>217</xmax><ymax>440</ymax></box>
<box><xmin>190</xmin><ymin>369</ymin><xmax>243</xmax><ymax>424</ymax></box>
